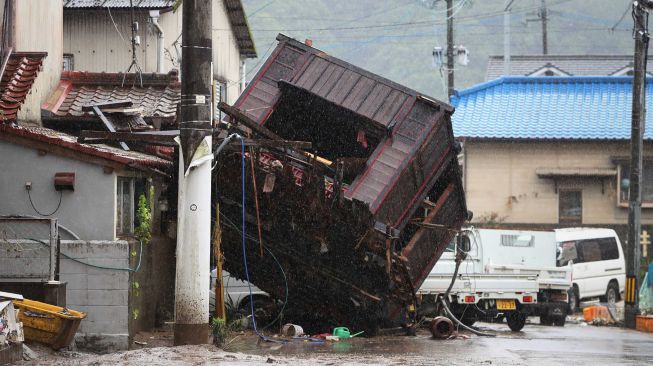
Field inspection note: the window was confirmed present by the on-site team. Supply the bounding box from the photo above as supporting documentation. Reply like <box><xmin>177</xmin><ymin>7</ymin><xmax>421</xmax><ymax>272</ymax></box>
<box><xmin>559</xmin><ymin>190</ymin><xmax>582</xmax><ymax>224</ymax></box>
<box><xmin>214</xmin><ymin>79</ymin><xmax>227</xmax><ymax>122</ymax></box>
<box><xmin>557</xmin><ymin>237</ymin><xmax>620</xmax><ymax>266</ymax></box>
<box><xmin>63</xmin><ymin>54</ymin><xmax>74</xmax><ymax>71</ymax></box>
<box><xmin>578</xmin><ymin>240</ymin><xmax>602</xmax><ymax>262</ymax></box>
<box><xmin>500</xmin><ymin>234</ymin><xmax>534</xmax><ymax>247</ymax></box>
<box><xmin>618</xmin><ymin>161</ymin><xmax>653</xmax><ymax>206</ymax></box>
<box><xmin>557</xmin><ymin>241</ymin><xmax>578</xmax><ymax>266</ymax></box>
<box><xmin>599</xmin><ymin>237</ymin><xmax>620</xmax><ymax>260</ymax></box>
<box><xmin>116</xmin><ymin>177</ymin><xmax>146</xmax><ymax>236</ymax></box>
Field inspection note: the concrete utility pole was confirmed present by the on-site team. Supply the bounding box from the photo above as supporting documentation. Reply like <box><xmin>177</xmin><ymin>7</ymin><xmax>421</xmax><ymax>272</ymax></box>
<box><xmin>625</xmin><ymin>0</ymin><xmax>651</xmax><ymax>329</ymax></box>
<box><xmin>446</xmin><ymin>0</ymin><xmax>454</xmax><ymax>99</ymax></box>
<box><xmin>540</xmin><ymin>0</ymin><xmax>548</xmax><ymax>55</ymax></box>
<box><xmin>175</xmin><ymin>0</ymin><xmax>213</xmax><ymax>345</ymax></box>
<box><xmin>503</xmin><ymin>0</ymin><xmax>516</xmax><ymax>75</ymax></box>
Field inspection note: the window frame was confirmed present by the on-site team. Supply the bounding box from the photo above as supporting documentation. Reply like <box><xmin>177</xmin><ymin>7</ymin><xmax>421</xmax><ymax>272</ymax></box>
<box><xmin>116</xmin><ymin>176</ymin><xmax>148</xmax><ymax>237</ymax></box>
<box><xmin>558</xmin><ymin>189</ymin><xmax>583</xmax><ymax>224</ymax></box>
<box><xmin>616</xmin><ymin>162</ymin><xmax>653</xmax><ymax>208</ymax></box>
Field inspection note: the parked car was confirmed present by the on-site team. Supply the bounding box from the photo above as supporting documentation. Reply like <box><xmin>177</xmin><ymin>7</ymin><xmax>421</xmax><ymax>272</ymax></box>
<box><xmin>209</xmin><ymin>269</ymin><xmax>270</xmax><ymax>315</ymax></box>
<box><xmin>555</xmin><ymin>228</ymin><xmax>626</xmax><ymax>311</ymax></box>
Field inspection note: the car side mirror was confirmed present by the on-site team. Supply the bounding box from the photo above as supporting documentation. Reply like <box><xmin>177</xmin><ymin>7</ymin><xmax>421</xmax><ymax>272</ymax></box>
<box><xmin>457</xmin><ymin>234</ymin><xmax>471</xmax><ymax>253</ymax></box>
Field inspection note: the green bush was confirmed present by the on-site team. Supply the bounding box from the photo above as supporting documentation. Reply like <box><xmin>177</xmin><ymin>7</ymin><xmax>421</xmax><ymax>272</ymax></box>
<box><xmin>211</xmin><ymin>317</ymin><xmax>230</xmax><ymax>346</ymax></box>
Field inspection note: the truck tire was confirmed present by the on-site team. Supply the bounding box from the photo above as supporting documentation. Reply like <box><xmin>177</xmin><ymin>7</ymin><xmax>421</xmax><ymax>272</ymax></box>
<box><xmin>539</xmin><ymin>314</ymin><xmax>553</xmax><ymax>326</ymax></box>
<box><xmin>568</xmin><ymin>286</ymin><xmax>579</xmax><ymax>313</ymax></box>
<box><xmin>599</xmin><ymin>281</ymin><xmax>619</xmax><ymax>306</ymax></box>
<box><xmin>507</xmin><ymin>312</ymin><xmax>526</xmax><ymax>331</ymax></box>
<box><xmin>553</xmin><ymin>315</ymin><xmax>566</xmax><ymax>327</ymax></box>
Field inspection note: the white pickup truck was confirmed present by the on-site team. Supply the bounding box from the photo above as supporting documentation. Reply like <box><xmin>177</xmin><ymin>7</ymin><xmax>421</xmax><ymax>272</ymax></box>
<box><xmin>418</xmin><ymin>228</ymin><xmax>572</xmax><ymax>331</ymax></box>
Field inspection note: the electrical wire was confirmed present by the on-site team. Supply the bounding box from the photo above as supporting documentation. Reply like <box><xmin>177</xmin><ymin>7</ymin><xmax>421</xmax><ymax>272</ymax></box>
<box><xmin>106</xmin><ymin>6</ymin><xmax>128</xmax><ymax>44</ymax></box>
<box><xmin>27</xmin><ymin>190</ymin><xmax>63</xmax><ymax>217</ymax></box>
<box><xmin>236</xmin><ymin>135</ymin><xmax>285</xmax><ymax>343</ymax></box>
<box><xmin>221</xmin><ymin>0</ymin><xmax>574</xmax><ymax>33</ymax></box>
<box><xmin>219</xmin><ymin>211</ymin><xmax>288</xmax><ymax>331</ymax></box>
<box><xmin>28</xmin><ymin>238</ymin><xmax>143</xmax><ymax>273</ymax></box>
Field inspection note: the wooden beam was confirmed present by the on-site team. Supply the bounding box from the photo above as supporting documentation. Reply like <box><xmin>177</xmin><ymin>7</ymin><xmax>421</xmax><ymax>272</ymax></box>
<box><xmin>217</xmin><ymin>101</ymin><xmax>282</xmax><ymax>140</ymax></box>
<box><xmin>215</xmin><ymin>138</ymin><xmax>312</xmax><ymax>150</ymax></box>
<box><xmin>81</xmin><ymin>100</ymin><xmax>133</xmax><ymax>112</ymax></box>
<box><xmin>78</xmin><ymin>130</ymin><xmax>179</xmax><ymax>145</ymax></box>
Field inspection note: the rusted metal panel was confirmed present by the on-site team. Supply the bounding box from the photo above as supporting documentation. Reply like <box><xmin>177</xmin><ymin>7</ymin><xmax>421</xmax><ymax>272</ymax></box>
<box><xmin>219</xmin><ymin>34</ymin><xmax>467</xmax><ymax>332</ymax></box>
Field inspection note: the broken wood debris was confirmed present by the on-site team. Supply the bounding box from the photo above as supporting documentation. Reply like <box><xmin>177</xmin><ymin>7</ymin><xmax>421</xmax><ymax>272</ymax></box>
<box><xmin>213</xmin><ymin>34</ymin><xmax>469</xmax><ymax>334</ymax></box>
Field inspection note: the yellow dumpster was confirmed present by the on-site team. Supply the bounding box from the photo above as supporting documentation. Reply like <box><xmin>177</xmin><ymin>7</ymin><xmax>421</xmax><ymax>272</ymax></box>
<box><xmin>12</xmin><ymin>299</ymin><xmax>86</xmax><ymax>349</ymax></box>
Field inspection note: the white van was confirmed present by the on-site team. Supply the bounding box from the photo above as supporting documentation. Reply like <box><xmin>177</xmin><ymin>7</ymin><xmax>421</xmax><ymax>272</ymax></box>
<box><xmin>555</xmin><ymin>228</ymin><xmax>625</xmax><ymax>310</ymax></box>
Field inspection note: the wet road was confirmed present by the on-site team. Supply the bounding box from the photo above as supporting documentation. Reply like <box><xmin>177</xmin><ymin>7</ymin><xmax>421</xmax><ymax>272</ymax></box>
<box><xmin>225</xmin><ymin>320</ymin><xmax>653</xmax><ymax>365</ymax></box>
<box><xmin>22</xmin><ymin>319</ymin><xmax>653</xmax><ymax>365</ymax></box>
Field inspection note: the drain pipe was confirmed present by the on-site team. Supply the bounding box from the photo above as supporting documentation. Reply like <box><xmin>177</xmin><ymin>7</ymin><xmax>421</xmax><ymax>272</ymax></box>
<box><xmin>149</xmin><ymin>10</ymin><xmax>165</xmax><ymax>73</ymax></box>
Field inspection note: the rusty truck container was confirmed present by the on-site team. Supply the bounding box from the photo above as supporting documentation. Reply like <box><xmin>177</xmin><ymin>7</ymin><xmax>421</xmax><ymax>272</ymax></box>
<box><xmin>214</xmin><ymin>34</ymin><xmax>468</xmax><ymax>332</ymax></box>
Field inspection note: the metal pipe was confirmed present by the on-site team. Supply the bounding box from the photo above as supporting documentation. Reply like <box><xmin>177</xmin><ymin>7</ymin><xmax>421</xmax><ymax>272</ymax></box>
<box><xmin>149</xmin><ymin>10</ymin><xmax>165</xmax><ymax>73</ymax></box>
<box><xmin>48</xmin><ymin>218</ymin><xmax>59</xmax><ymax>284</ymax></box>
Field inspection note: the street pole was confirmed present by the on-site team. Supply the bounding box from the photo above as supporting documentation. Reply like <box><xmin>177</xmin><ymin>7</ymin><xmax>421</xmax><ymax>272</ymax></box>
<box><xmin>504</xmin><ymin>0</ymin><xmax>516</xmax><ymax>75</ymax></box>
<box><xmin>175</xmin><ymin>0</ymin><xmax>213</xmax><ymax>345</ymax></box>
<box><xmin>625</xmin><ymin>0</ymin><xmax>650</xmax><ymax>329</ymax></box>
<box><xmin>446</xmin><ymin>0</ymin><xmax>454</xmax><ymax>99</ymax></box>
<box><xmin>540</xmin><ymin>0</ymin><xmax>548</xmax><ymax>55</ymax></box>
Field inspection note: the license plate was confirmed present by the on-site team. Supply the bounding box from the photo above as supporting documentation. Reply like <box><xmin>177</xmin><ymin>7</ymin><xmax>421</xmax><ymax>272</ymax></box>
<box><xmin>496</xmin><ymin>299</ymin><xmax>516</xmax><ymax>310</ymax></box>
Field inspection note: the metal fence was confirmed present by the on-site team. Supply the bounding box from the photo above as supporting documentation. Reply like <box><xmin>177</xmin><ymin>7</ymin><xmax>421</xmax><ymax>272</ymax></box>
<box><xmin>0</xmin><ymin>217</ymin><xmax>59</xmax><ymax>282</ymax></box>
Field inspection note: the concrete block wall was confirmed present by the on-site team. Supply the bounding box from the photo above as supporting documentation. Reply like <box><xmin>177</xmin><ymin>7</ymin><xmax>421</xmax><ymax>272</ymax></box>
<box><xmin>0</xmin><ymin>240</ymin><xmax>130</xmax><ymax>352</ymax></box>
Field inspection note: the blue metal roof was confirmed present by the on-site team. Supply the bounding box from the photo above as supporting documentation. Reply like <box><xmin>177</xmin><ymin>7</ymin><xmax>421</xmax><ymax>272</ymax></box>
<box><xmin>451</xmin><ymin>76</ymin><xmax>653</xmax><ymax>140</ymax></box>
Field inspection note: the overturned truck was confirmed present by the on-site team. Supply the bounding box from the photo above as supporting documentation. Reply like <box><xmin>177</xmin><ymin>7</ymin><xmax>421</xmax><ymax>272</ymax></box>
<box><xmin>213</xmin><ymin>34</ymin><xmax>469</xmax><ymax>333</ymax></box>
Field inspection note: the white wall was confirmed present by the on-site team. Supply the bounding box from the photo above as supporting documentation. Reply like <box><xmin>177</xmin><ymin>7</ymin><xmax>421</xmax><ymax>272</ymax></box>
<box><xmin>14</xmin><ymin>0</ymin><xmax>63</xmax><ymax>125</ymax></box>
<box><xmin>0</xmin><ymin>140</ymin><xmax>116</xmax><ymax>240</ymax></box>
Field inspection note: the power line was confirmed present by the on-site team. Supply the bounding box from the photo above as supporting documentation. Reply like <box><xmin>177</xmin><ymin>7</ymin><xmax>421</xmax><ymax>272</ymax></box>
<box><xmin>215</xmin><ymin>0</ymin><xmax>575</xmax><ymax>33</ymax></box>
<box><xmin>611</xmin><ymin>2</ymin><xmax>632</xmax><ymax>31</ymax></box>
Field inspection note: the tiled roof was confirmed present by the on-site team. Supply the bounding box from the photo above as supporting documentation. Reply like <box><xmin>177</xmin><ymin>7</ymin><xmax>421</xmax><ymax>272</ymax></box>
<box><xmin>486</xmin><ymin>55</ymin><xmax>653</xmax><ymax>81</ymax></box>
<box><xmin>224</xmin><ymin>0</ymin><xmax>256</xmax><ymax>58</ymax></box>
<box><xmin>0</xmin><ymin>52</ymin><xmax>47</xmax><ymax>122</ymax></box>
<box><xmin>42</xmin><ymin>70</ymin><xmax>180</xmax><ymax>123</ymax></box>
<box><xmin>63</xmin><ymin>0</ymin><xmax>175</xmax><ymax>8</ymax></box>
<box><xmin>451</xmin><ymin>76</ymin><xmax>653</xmax><ymax>140</ymax></box>
<box><xmin>0</xmin><ymin>124</ymin><xmax>172</xmax><ymax>173</ymax></box>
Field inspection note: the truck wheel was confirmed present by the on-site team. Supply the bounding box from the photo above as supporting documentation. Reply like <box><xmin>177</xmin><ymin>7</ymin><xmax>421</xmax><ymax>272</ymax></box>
<box><xmin>539</xmin><ymin>314</ymin><xmax>553</xmax><ymax>326</ymax></box>
<box><xmin>599</xmin><ymin>282</ymin><xmax>619</xmax><ymax>306</ymax></box>
<box><xmin>506</xmin><ymin>312</ymin><xmax>526</xmax><ymax>331</ymax></box>
<box><xmin>553</xmin><ymin>315</ymin><xmax>566</xmax><ymax>327</ymax></box>
<box><xmin>568</xmin><ymin>286</ymin><xmax>579</xmax><ymax>313</ymax></box>
<box><xmin>602</xmin><ymin>282</ymin><xmax>619</xmax><ymax>320</ymax></box>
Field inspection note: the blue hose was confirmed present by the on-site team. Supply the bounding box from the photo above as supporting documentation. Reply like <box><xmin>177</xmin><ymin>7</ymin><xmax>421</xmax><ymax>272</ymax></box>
<box><xmin>237</xmin><ymin>136</ymin><xmax>285</xmax><ymax>343</ymax></box>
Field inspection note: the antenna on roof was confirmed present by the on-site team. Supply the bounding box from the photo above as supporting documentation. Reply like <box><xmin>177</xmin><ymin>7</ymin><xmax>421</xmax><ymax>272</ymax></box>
<box><xmin>122</xmin><ymin>0</ymin><xmax>143</xmax><ymax>88</ymax></box>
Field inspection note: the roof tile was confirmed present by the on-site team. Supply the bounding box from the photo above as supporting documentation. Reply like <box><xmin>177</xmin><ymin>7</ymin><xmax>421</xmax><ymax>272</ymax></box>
<box><xmin>451</xmin><ymin>76</ymin><xmax>653</xmax><ymax>140</ymax></box>
<box><xmin>0</xmin><ymin>124</ymin><xmax>171</xmax><ymax>172</ymax></box>
<box><xmin>42</xmin><ymin>70</ymin><xmax>180</xmax><ymax>122</ymax></box>
<box><xmin>486</xmin><ymin>55</ymin><xmax>653</xmax><ymax>80</ymax></box>
<box><xmin>0</xmin><ymin>52</ymin><xmax>47</xmax><ymax>121</ymax></box>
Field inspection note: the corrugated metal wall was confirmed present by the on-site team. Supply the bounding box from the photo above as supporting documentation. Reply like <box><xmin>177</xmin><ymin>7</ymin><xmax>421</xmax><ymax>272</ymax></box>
<box><xmin>63</xmin><ymin>2</ymin><xmax>243</xmax><ymax>104</ymax></box>
<box><xmin>64</xmin><ymin>9</ymin><xmax>159</xmax><ymax>73</ymax></box>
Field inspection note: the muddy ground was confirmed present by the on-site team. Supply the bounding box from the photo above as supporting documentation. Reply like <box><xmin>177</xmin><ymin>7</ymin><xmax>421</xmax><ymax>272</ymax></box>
<box><xmin>15</xmin><ymin>318</ymin><xmax>653</xmax><ymax>366</ymax></box>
